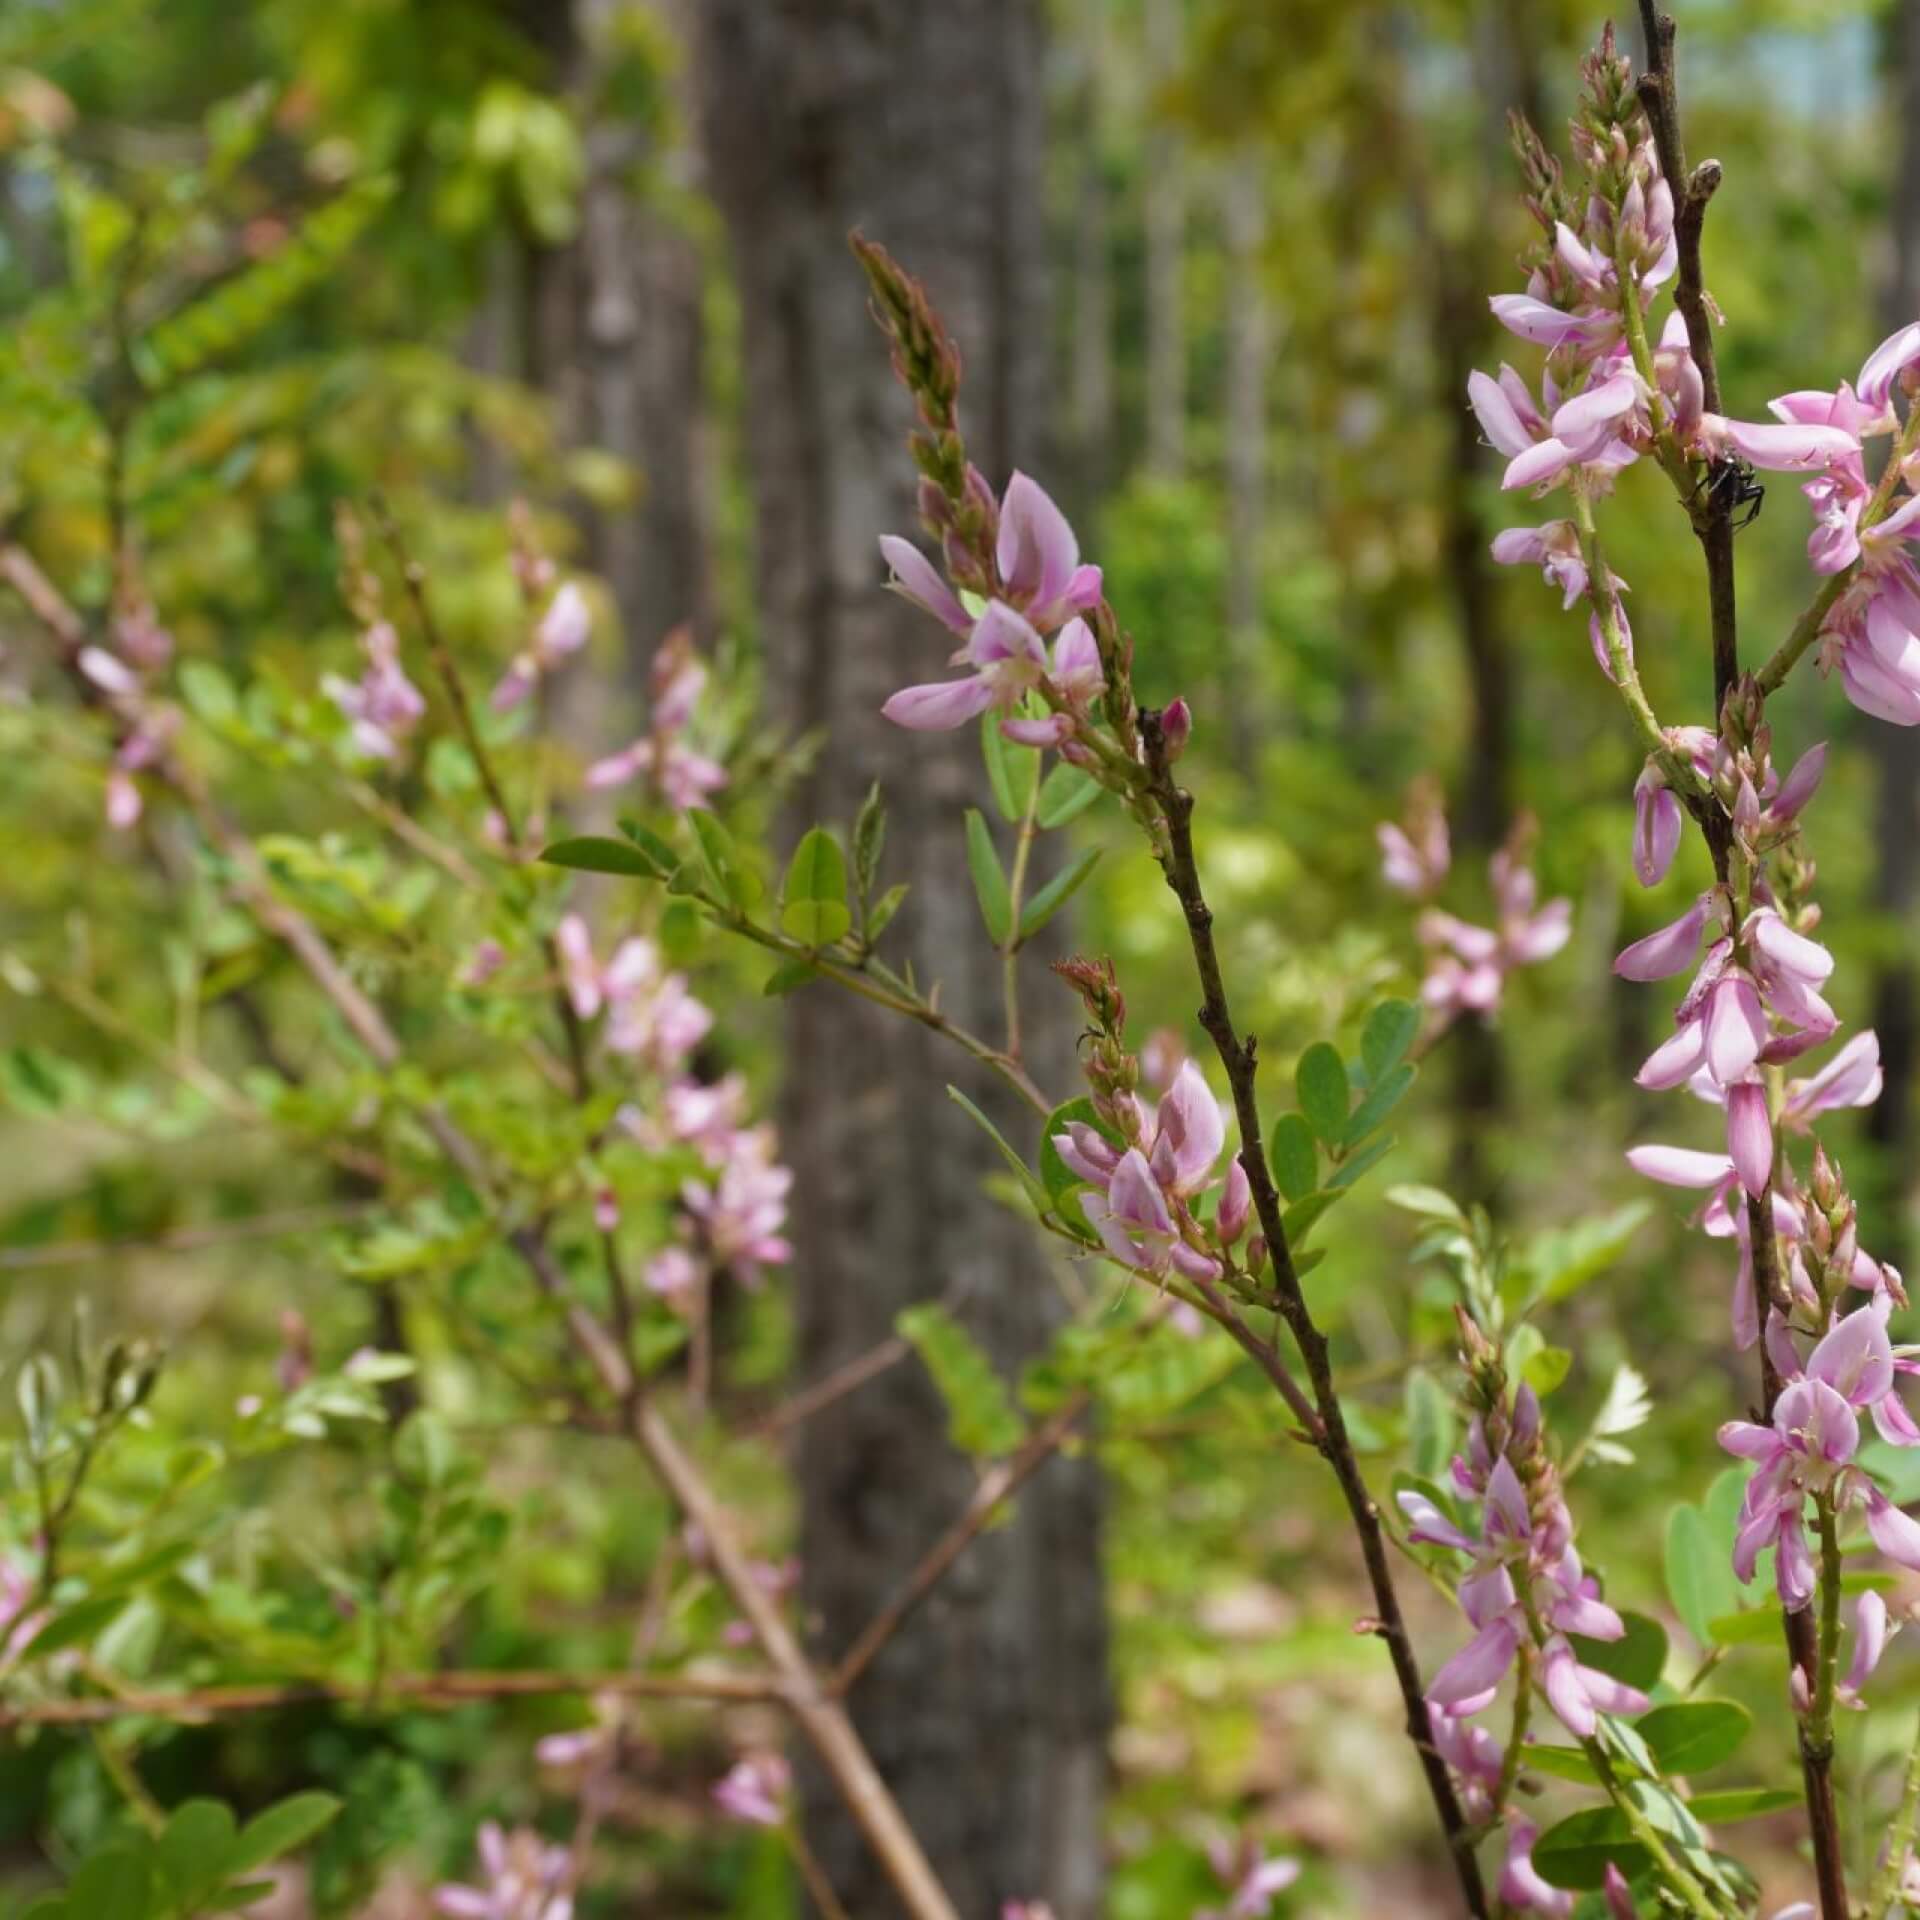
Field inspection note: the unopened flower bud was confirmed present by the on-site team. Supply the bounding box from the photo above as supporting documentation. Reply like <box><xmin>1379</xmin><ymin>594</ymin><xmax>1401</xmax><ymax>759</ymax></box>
<box><xmin>1217</xmin><ymin>1159</ymin><xmax>1252</xmax><ymax>1246</ymax></box>
<box><xmin>1244</xmin><ymin>1235</ymin><xmax>1267</xmax><ymax>1277</ymax></box>
<box><xmin>1159</xmin><ymin>698</ymin><xmax>1192</xmax><ymax>763</ymax></box>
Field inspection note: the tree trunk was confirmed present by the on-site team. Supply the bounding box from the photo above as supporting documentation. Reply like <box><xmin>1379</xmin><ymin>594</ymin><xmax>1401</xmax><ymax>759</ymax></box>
<box><xmin>479</xmin><ymin>0</ymin><xmax>712</xmax><ymax>686</ymax></box>
<box><xmin>1069</xmin><ymin>0</ymin><xmax>1114</xmax><ymax>519</ymax></box>
<box><xmin>1143</xmin><ymin>0</ymin><xmax>1186</xmax><ymax>479</ymax></box>
<box><xmin>694</xmin><ymin>7</ymin><xmax>1109</xmax><ymax>1916</ymax></box>
<box><xmin>1866</xmin><ymin>0</ymin><xmax>1920</xmax><ymax>1264</ymax></box>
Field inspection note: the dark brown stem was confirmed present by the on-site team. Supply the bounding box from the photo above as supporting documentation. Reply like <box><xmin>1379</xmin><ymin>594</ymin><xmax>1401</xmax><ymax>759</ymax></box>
<box><xmin>1634</xmin><ymin>4</ymin><xmax>1737</xmax><ymax>715</ymax></box>
<box><xmin>1138</xmin><ymin>709</ymin><xmax>1490</xmax><ymax>1920</ymax></box>
<box><xmin>1635</xmin><ymin>13</ymin><xmax>1847</xmax><ymax>1909</ymax></box>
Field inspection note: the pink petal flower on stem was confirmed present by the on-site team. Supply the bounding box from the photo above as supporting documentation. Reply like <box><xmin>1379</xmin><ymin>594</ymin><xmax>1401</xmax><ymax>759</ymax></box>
<box><xmin>1726</xmin><ymin>1081</ymin><xmax>1774</xmax><ymax>1197</ymax></box>
<box><xmin>879</xmin><ymin>534</ymin><xmax>971</xmax><ymax>633</ymax></box>
<box><xmin>1615</xmin><ymin>896</ymin><xmax>1709</xmax><ymax>981</ymax></box>
<box><xmin>881</xmin><ymin>675</ymin><xmax>1000</xmax><ymax>730</ymax></box>
<box><xmin>1632</xmin><ymin>768</ymin><xmax>1683</xmax><ymax>887</ymax></box>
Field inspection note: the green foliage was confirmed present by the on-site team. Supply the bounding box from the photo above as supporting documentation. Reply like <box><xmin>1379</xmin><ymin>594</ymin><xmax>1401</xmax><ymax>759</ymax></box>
<box><xmin>897</xmin><ymin>1304</ymin><xmax>1025</xmax><ymax>1459</ymax></box>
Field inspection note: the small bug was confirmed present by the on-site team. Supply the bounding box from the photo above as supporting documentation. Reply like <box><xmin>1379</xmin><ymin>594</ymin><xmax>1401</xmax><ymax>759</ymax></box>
<box><xmin>1692</xmin><ymin>454</ymin><xmax>1766</xmax><ymax>532</ymax></box>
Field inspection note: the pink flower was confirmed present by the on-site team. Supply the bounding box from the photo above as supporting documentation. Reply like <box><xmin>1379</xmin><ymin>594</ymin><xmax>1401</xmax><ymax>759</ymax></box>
<box><xmin>713</xmin><ymin>1753</ymin><xmax>789</xmax><ymax>1827</ymax></box>
<box><xmin>1489</xmin><ymin>519</ymin><xmax>1592</xmax><ymax>610</ymax></box>
<box><xmin>680</xmin><ymin>1126</ymin><xmax>793</xmax><ymax>1287</ymax></box>
<box><xmin>434</xmin><ymin>1822</ymin><xmax>574</xmax><ymax>1920</ymax></box>
<box><xmin>585</xmin><ymin>628</ymin><xmax>728</xmax><ymax>806</ymax></box>
<box><xmin>993</xmin><ymin>472</ymin><xmax>1103</xmax><ymax>633</ymax></box>
<box><xmin>493</xmin><ymin>582</ymin><xmax>591</xmax><ymax>711</ymax></box>
<box><xmin>322</xmin><ymin>620</ymin><xmax>426</xmax><ymax>760</ymax></box>
<box><xmin>1720</xmin><ymin>1303</ymin><xmax>1920</xmax><ymax>1608</ymax></box>
<box><xmin>1498</xmin><ymin>1821</ymin><xmax>1573</xmax><ymax>1917</ymax></box>
<box><xmin>1198</xmin><ymin>1837</ymin><xmax>1301</xmax><ymax>1920</ymax></box>
<box><xmin>882</xmin><ymin>600</ymin><xmax>1100</xmax><ymax>734</ymax></box>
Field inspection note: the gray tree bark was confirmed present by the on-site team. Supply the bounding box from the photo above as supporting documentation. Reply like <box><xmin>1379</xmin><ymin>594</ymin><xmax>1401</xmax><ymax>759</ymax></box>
<box><xmin>1866</xmin><ymin>0</ymin><xmax>1920</xmax><ymax>1264</ymax></box>
<box><xmin>693</xmin><ymin>6</ymin><xmax>1109</xmax><ymax>1916</ymax></box>
<box><xmin>1070</xmin><ymin>0</ymin><xmax>1114</xmax><ymax>516</ymax></box>
<box><xmin>1143</xmin><ymin>0</ymin><xmax>1186</xmax><ymax>479</ymax></box>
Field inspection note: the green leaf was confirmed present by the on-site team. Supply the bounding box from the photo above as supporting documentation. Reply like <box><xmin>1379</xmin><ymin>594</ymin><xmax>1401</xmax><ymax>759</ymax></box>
<box><xmin>158</xmin><ymin>1799</ymin><xmax>238</xmax><ymax>1905</ymax></box>
<box><xmin>1293</xmin><ymin>1043</ymin><xmax>1349</xmax><ymax>1144</ymax></box>
<box><xmin>227</xmin><ymin>1792</ymin><xmax>344</xmax><ymax>1876</ymax></box>
<box><xmin>1403</xmin><ymin>1369</ymin><xmax>1454</xmax><ymax>1482</ymax></box>
<box><xmin>1036</xmin><ymin>763</ymin><xmax>1102</xmax><ymax>829</ymax></box>
<box><xmin>946</xmin><ymin>1086</ymin><xmax>1047</xmax><ymax>1211</ymax></box>
<box><xmin>67</xmin><ymin>1844</ymin><xmax>154</xmax><ymax>1920</ymax></box>
<box><xmin>179</xmin><ymin>660</ymin><xmax>238</xmax><ymax>727</ymax></box>
<box><xmin>1522</xmin><ymin>1202</ymin><xmax>1653</xmax><ymax>1308</ymax></box>
<box><xmin>1100</xmin><ymin>1335</ymin><xmax>1239</xmax><ymax>1420</ymax></box>
<box><xmin>23</xmin><ymin>1592</ymin><xmax>128</xmax><ymax>1658</ymax></box>
<box><xmin>1686</xmin><ymin>1787</ymin><xmax>1800</xmax><ymax>1824</ymax></box>
<box><xmin>853</xmin><ymin>782</ymin><xmax>887</xmax><ymax>896</ymax></box>
<box><xmin>1530</xmin><ymin>1808</ymin><xmax>1649</xmax><ymax>1892</ymax></box>
<box><xmin>1270</xmin><ymin>1113</ymin><xmax>1318</xmax><ymax>1201</ymax></box>
<box><xmin>1569</xmin><ymin>1610</ymin><xmax>1667</xmax><ymax>1692</ymax></box>
<box><xmin>1018</xmin><ymin>848</ymin><xmax>1102</xmax><ymax>941</ymax></box>
<box><xmin>763</xmin><ymin>959</ymin><xmax>820</xmax><ymax>997</ymax></box>
<box><xmin>1708</xmin><ymin>1605</ymin><xmax>1784</xmax><ymax>1647</ymax></box>
<box><xmin>867</xmin><ymin>884</ymin><xmax>910</xmax><ymax>942</ymax></box>
<box><xmin>615</xmin><ymin>818</ymin><xmax>681</xmax><ymax>877</ymax></box>
<box><xmin>540</xmin><ymin>836</ymin><xmax>662</xmax><ymax>879</ymax></box>
<box><xmin>1385</xmin><ymin>1184</ymin><xmax>1464</xmax><ymax>1224</ymax></box>
<box><xmin>780</xmin><ymin>828</ymin><xmax>852</xmax><ymax>947</ymax></box>
<box><xmin>687</xmin><ymin>808</ymin><xmax>761</xmax><ymax>908</ymax></box>
<box><xmin>1635</xmin><ymin>1700</ymin><xmax>1751</xmax><ymax>1777</ymax></box>
<box><xmin>981</xmin><ymin>712</ymin><xmax>1039</xmax><ymax>823</ymax></box>
<box><xmin>1522</xmin><ymin>1343</ymin><xmax>1572</xmax><ymax>1397</ymax></box>
<box><xmin>1326</xmin><ymin>1134</ymin><xmax>1397</xmax><ymax>1192</ymax></box>
<box><xmin>1281</xmin><ymin>1189</ymin><xmax>1342</xmax><ymax>1247</ymax></box>
<box><xmin>1666</xmin><ymin>1504</ymin><xmax>1744</xmax><ymax>1647</ymax></box>
<box><xmin>1521</xmin><ymin>1744</ymin><xmax>1600</xmax><ymax>1785</ymax></box>
<box><xmin>1360</xmin><ymin>998</ymin><xmax>1421</xmax><ymax>1079</ymax></box>
<box><xmin>1343</xmin><ymin>1062</ymin><xmax>1415</xmax><ymax>1146</ymax></box>
<box><xmin>897</xmin><ymin>1304</ymin><xmax>1025</xmax><ymax>1458</ymax></box>
<box><xmin>964</xmin><ymin>810</ymin><xmax>1012</xmax><ymax>944</ymax></box>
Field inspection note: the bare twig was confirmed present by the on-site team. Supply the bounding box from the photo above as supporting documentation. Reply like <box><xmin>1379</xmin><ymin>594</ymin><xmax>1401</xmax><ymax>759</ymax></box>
<box><xmin>0</xmin><ymin>1667</ymin><xmax>782</xmax><ymax>1728</ymax></box>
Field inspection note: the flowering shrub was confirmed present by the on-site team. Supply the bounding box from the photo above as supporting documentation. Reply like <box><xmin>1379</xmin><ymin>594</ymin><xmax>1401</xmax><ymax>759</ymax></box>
<box><xmin>11</xmin><ymin>5</ymin><xmax>1920</xmax><ymax>1919</ymax></box>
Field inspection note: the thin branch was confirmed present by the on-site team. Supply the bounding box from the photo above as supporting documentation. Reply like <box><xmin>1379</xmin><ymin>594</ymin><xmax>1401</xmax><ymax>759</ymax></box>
<box><xmin>831</xmin><ymin>1391</ymin><xmax>1092</xmax><ymax>1696</ymax></box>
<box><xmin>0</xmin><ymin>1204</ymin><xmax>380</xmax><ymax>1272</ymax></box>
<box><xmin>1137</xmin><ymin>707</ymin><xmax>1490</xmax><ymax>1920</ymax></box>
<box><xmin>0</xmin><ymin>1667</ymin><xmax>783</xmax><ymax>1728</ymax></box>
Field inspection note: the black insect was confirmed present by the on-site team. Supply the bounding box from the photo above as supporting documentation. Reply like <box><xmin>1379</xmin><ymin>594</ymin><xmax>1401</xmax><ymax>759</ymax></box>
<box><xmin>1693</xmin><ymin>454</ymin><xmax>1766</xmax><ymax>532</ymax></box>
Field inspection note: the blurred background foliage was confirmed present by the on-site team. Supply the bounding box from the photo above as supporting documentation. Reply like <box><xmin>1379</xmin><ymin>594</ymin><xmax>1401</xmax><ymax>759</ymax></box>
<box><xmin>3</xmin><ymin>0</ymin><xmax>1920</xmax><ymax>1913</ymax></box>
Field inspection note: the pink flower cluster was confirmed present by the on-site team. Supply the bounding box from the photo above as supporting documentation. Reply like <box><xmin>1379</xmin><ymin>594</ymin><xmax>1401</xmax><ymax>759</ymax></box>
<box><xmin>879</xmin><ymin>471</ymin><xmax>1107</xmax><ymax>748</ymax></box>
<box><xmin>78</xmin><ymin>600</ymin><xmax>176</xmax><ymax>830</ymax></box>
<box><xmin>493</xmin><ymin>580</ymin><xmax>590</xmax><ymax>713</ymax></box>
<box><xmin>433</xmin><ymin>1822</ymin><xmax>574</xmax><ymax>1920</ymax></box>
<box><xmin>1052</xmin><ymin>1058</ymin><xmax>1250</xmax><ymax>1285</ymax></box>
<box><xmin>1718</xmin><ymin>1299</ymin><xmax>1920</xmax><ymax>1625</ymax></box>
<box><xmin>1379</xmin><ymin>798</ymin><xmax>1570</xmax><ymax>1023</ymax></box>
<box><xmin>586</xmin><ymin>625</ymin><xmax>727</xmax><ymax>809</ymax></box>
<box><xmin>322</xmin><ymin>619</ymin><xmax>426</xmax><ymax>761</ymax></box>
<box><xmin>1405</xmin><ymin>1393</ymin><xmax>1647</xmax><ymax>1744</ymax></box>
<box><xmin>554</xmin><ymin>915</ymin><xmax>792</xmax><ymax>1294</ymax></box>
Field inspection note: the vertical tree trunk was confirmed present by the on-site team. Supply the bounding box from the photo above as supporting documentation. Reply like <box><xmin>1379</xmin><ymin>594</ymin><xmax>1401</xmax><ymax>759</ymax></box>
<box><xmin>481</xmin><ymin>0</ymin><xmax>712</xmax><ymax>686</ymax></box>
<box><xmin>1069</xmin><ymin>0</ymin><xmax>1114</xmax><ymax>517</ymax></box>
<box><xmin>695</xmin><ymin>6</ymin><xmax>1109</xmax><ymax>1916</ymax></box>
<box><xmin>1866</xmin><ymin>0</ymin><xmax>1920</xmax><ymax>1263</ymax></box>
<box><xmin>1221</xmin><ymin>158</ymin><xmax>1271</xmax><ymax>778</ymax></box>
<box><xmin>1143</xmin><ymin>0</ymin><xmax>1186</xmax><ymax>479</ymax></box>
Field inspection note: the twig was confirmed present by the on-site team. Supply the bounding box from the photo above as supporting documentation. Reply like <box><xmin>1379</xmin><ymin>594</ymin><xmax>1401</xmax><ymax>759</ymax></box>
<box><xmin>0</xmin><ymin>1667</ymin><xmax>782</xmax><ymax>1728</ymax></box>
<box><xmin>831</xmin><ymin>1391</ymin><xmax>1092</xmax><ymax>1696</ymax></box>
<box><xmin>1634</xmin><ymin>2</ymin><xmax>1736</xmax><ymax>711</ymax></box>
<box><xmin>1137</xmin><ymin>707</ymin><xmax>1490</xmax><ymax>1920</ymax></box>
<box><xmin>0</xmin><ymin>1204</ymin><xmax>380</xmax><ymax>1272</ymax></box>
